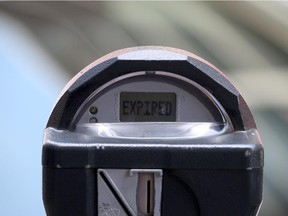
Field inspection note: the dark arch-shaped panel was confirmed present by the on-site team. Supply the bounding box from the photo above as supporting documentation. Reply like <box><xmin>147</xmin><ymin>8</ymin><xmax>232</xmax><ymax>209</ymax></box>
<box><xmin>47</xmin><ymin>46</ymin><xmax>256</xmax><ymax>131</ymax></box>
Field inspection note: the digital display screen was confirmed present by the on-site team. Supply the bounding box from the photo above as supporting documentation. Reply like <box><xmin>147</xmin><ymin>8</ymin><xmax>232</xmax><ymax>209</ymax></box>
<box><xmin>120</xmin><ymin>92</ymin><xmax>176</xmax><ymax>122</ymax></box>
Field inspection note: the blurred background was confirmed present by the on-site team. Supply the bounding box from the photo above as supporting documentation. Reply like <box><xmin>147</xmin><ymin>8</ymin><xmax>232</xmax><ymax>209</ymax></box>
<box><xmin>0</xmin><ymin>2</ymin><xmax>287</xmax><ymax>215</ymax></box>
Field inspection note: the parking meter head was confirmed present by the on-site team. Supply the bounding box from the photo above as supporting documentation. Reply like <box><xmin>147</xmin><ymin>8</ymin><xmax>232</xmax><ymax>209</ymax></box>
<box><xmin>43</xmin><ymin>47</ymin><xmax>263</xmax><ymax>216</ymax></box>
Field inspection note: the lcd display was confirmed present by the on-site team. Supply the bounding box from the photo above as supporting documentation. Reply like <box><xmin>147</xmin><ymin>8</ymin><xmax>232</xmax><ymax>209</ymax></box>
<box><xmin>120</xmin><ymin>92</ymin><xmax>176</xmax><ymax>122</ymax></box>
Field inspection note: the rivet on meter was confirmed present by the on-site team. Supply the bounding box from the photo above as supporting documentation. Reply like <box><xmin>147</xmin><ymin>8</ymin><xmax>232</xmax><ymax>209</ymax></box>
<box><xmin>89</xmin><ymin>117</ymin><xmax>97</xmax><ymax>123</ymax></box>
<box><xmin>89</xmin><ymin>106</ymin><xmax>98</xmax><ymax>114</ymax></box>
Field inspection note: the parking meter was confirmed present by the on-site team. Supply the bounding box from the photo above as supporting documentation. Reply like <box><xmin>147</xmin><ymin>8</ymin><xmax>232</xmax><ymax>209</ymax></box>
<box><xmin>42</xmin><ymin>47</ymin><xmax>263</xmax><ymax>216</ymax></box>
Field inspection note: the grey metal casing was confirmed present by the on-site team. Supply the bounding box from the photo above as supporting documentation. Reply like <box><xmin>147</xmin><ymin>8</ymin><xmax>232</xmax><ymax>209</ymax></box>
<box><xmin>43</xmin><ymin>47</ymin><xmax>263</xmax><ymax>216</ymax></box>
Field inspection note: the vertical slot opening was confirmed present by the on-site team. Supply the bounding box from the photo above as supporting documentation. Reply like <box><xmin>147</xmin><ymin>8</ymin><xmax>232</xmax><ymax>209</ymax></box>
<box><xmin>147</xmin><ymin>180</ymin><xmax>151</xmax><ymax>214</ymax></box>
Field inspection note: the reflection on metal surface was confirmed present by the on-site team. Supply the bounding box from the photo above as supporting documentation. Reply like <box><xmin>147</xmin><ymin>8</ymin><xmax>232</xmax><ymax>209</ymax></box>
<box><xmin>75</xmin><ymin>122</ymin><xmax>232</xmax><ymax>139</ymax></box>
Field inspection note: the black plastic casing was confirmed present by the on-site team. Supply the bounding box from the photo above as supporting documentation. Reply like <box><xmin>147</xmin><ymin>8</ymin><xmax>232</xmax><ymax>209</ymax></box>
<box><xmin>42</xmin><ymin>47</ymin><xmax>264</xmax><ymax>216</ymax></box>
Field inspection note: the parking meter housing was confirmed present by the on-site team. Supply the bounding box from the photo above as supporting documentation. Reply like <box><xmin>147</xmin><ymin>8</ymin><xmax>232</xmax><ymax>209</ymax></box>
<box><xmin>42</xmin><ymin>47</ymin><xmax>263</xmax><ymax>216</ymax></box>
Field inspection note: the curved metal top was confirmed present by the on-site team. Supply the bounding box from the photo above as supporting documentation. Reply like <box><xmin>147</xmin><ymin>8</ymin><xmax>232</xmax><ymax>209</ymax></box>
<box><xmin>47</xmin><ymin>46</ymin><xmax>256</xmax><ymax>131</ymax></box>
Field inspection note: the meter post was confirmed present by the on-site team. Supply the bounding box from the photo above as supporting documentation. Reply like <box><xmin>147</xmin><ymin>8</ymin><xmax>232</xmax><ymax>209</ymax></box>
<box><xmin>42</xmin><ymin>46</ymin><xmax>264</xmax><ymax>216</ymax></box>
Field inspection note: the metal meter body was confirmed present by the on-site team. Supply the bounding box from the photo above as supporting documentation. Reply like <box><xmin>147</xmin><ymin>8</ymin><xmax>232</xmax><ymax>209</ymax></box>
<box><xmin>42</xmin><ymin>47</ymin><xmax>263</xmax><ymax>216</ymax></box>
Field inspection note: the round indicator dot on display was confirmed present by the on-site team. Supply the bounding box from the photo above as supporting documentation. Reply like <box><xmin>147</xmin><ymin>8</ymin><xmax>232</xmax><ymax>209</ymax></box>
<box><xmin>89</xmin><ymin>106</ymin><xmax>98</xmax><ymax>114</ymax></box>
<box><xmin>89</xmin><ymin>117</ymin><xmax>98</xmax><ymax>123</ymax></box>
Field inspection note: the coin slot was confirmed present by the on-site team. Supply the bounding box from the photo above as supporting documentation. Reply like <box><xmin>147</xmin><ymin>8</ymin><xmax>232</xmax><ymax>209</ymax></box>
<box><xmin>147</xmin><ymin>180</ymin><xmax>151</xmax><ymax>214</ymax></box>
